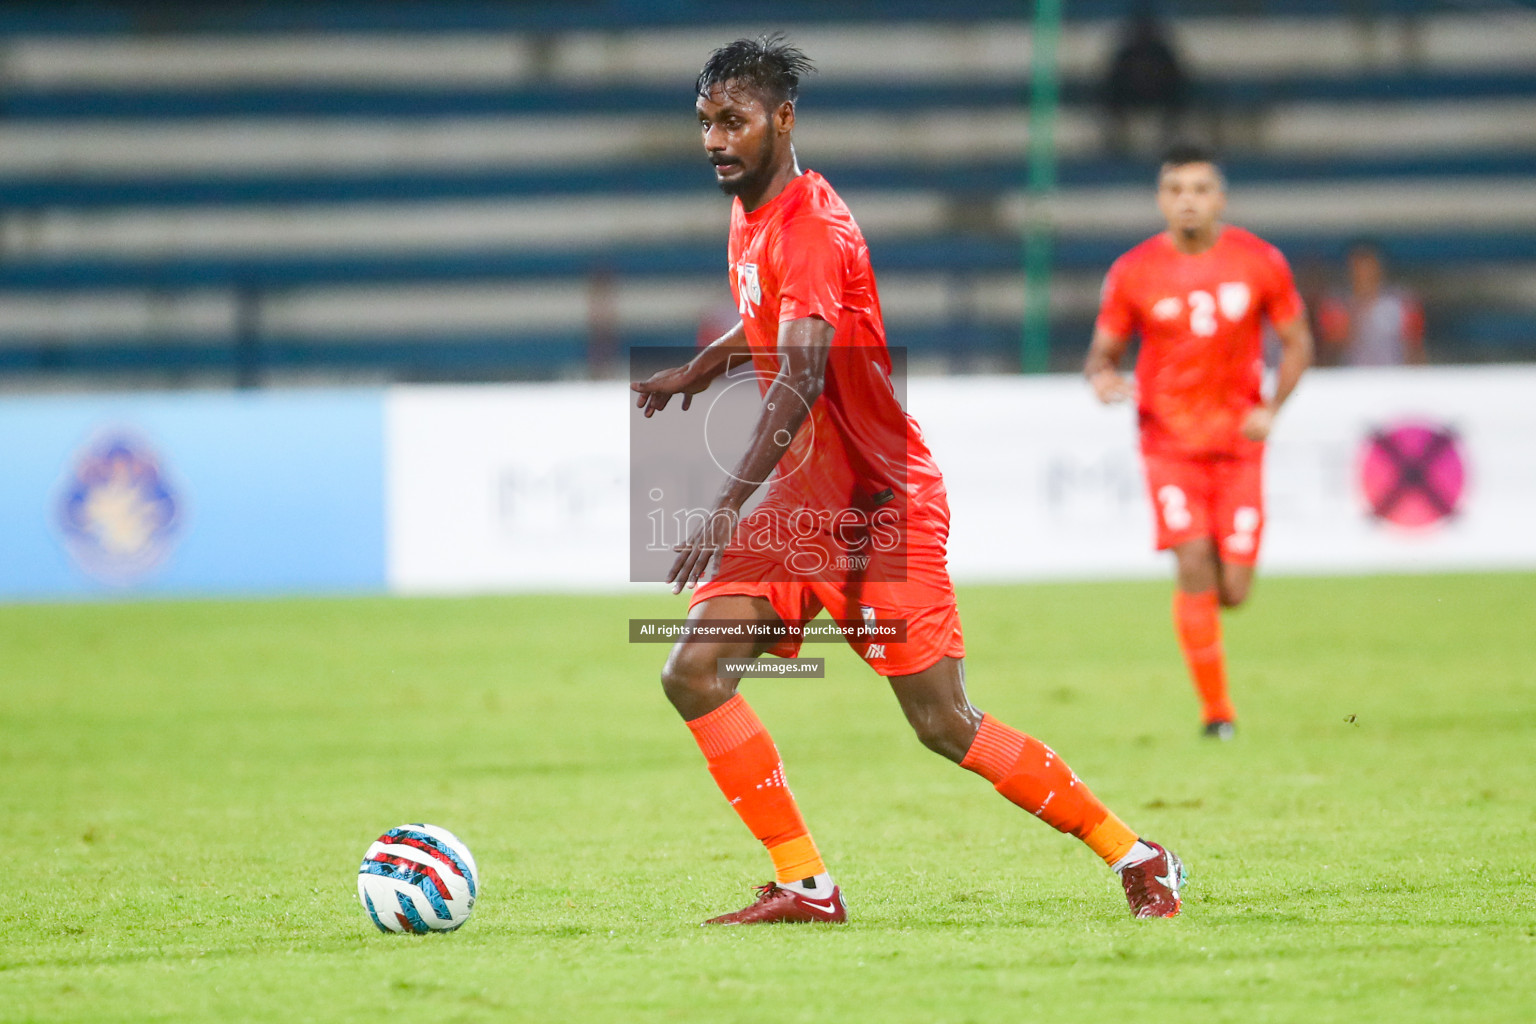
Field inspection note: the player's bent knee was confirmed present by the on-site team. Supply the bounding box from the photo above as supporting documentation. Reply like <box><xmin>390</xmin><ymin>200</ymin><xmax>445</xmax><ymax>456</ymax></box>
<box><xmin>660</xmin><ymin>646</ymin><xmax>716</xmax><ymax>699</ymax></box>
<box><xmin>660</xmin><ymin>644</ymin><xmax>741</xmax><ymax>717</ymax></box>
<box><xmin>907</xmin><ymin>706</ymin><xmax>978</xmax><ymax>764</ymax></box>
<box><xmin>1218</xmin><ymin>570</ymin><xmax>1255</xmax><ymax>608</ymax></box>
<box><xmin>1173</xmin><ymin>540</ymin><xmax>1220</xmax><ymax>593</ymax></box>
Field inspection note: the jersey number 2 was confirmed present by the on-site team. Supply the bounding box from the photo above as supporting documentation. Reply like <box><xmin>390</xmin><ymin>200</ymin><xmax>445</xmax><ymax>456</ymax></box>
<box><xmin>1157</xmin><ymin>485</ymin><xmax>1192</xmax><ymax>531</ymax></box>
<box><xmin>1188</xmin><ymin>290</ymin><xmax>1218</xmax><ymax>337</ymax></box>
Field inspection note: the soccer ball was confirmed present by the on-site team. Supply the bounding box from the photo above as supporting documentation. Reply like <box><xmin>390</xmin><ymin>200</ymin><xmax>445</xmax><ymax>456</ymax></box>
<box><xmin>357</xmin><ymin>823</ymin><xmax>479</xmax><ymax>934</ymax></box>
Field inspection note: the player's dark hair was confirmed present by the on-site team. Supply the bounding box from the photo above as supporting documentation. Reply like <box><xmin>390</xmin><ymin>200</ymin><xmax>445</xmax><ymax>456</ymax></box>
<box><xmin>1159</xmin><ymin>141</ymin><xmax>1219</xmax><ymax>171</ymax></box>
<box><xmin>696</xmin><ymin>34</ymin><xmax>815</xmax><ymax>108</ymax></box>
<box><xmin>1158</xmin><ymin>141</ymin><xmax>1224</xmax><ymax>187</ymax></box>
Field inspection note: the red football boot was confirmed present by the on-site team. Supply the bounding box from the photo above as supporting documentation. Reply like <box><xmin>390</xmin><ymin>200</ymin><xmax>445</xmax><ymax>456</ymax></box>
<box><xmin>702</xmin><ymin>883</ymin><xmax>848</xmax><ymax>925</ymax></box>
<box><xmin>1118</xmin><ymin>841</ymin><xmax>1184</xmax><ymax>919</ymax></box>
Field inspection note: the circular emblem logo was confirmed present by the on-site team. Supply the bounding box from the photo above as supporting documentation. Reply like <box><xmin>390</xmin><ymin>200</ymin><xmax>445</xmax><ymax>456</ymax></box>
<box><xmin>1357</xmin><ymin>420</ymin><xmax>1466</xmax><ymax>529</ymax></box>
<box><xmin>56</xmin><ymin>433</ymin><xmax>182</xmax><ymax>583</ymax></box>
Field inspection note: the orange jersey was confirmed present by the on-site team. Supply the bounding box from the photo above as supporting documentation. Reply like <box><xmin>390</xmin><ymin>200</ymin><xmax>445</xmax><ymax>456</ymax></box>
<box><xmin>1095</xmin><ymin>226</ymin><xmax>1304</xmax><ymax>458</ymax></box>
<box><xmin>727</xmin><ymin>170</ymin><xmax>945</xmax><ymax>522</ymax></box>
<box><xmin>701</xmin><ymin>173</ymin><xmax>963</xmax><ymax>670</ymax></box>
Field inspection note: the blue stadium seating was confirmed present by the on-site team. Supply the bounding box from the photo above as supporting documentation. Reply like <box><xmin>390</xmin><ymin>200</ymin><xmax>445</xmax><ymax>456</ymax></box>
<box><xmin>0</xmin><ymin>2</ymin><xmax>1466</xmax><ymax>35</ymax></box>
<box><xmin>0</xmin><ymin>151</ymin><xmax>1529</xmax><ymax>210</ymax></box>
<box><xmin>8</xmin><ymin>68</ymin><xmax>1536</xmax><ymax>122</ymax></box>
<box><xmin>0</xmin><ymin>0</ymin><xmax>1529</xmax><ymax>383</ymax></box>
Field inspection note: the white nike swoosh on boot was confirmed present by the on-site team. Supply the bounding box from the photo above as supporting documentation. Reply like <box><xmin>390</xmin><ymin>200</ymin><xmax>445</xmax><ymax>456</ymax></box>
<box><xmin>799</xmin><ymin>898</ymin><xmax>839</xmax><ymax>913</ymax></box>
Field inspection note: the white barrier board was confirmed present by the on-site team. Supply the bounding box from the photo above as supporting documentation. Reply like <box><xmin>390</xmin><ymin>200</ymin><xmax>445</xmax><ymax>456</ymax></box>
<box><xmin>386</xmin><ymin>367</ymin><xmax>1536</xmax><ymax>593</ymax></box>
<box><xmin>915</xmin><ymin>366</ymin><xmax>1536</xmax><ymax>579</ymax></box>
<box><xmin>386</xmin><ymin>383</ymin><xmax>630</xmax><ymax>593</ymax></box>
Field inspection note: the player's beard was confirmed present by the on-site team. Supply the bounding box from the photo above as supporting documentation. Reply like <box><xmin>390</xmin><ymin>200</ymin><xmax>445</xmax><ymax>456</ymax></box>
<box><xmin>717</xmin><ymin>133</ymin><xmax>777</xmax><ymax>198</ymax></box>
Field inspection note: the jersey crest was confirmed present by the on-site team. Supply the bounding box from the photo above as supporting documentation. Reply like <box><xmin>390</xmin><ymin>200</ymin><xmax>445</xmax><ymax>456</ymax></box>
<box><xmin>1218</xmin><ymin>282</ymin><xmax>1252</xmax><ymax>321</ymax></box>
<box><xmin>735</xmin><ymin>261</ymin><xmax>762</xmax><ymax>316</ymax></box>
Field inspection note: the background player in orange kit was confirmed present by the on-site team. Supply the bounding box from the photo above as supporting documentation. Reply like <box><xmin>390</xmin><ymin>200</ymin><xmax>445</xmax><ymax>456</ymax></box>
<box><xmin>633</xmin><ymin>36</ymin><xmax>1184</xmax><ymax>924</ymax></box>
<box><xmin>1084</xmin><ymin>143</ymin><xmax>1313</xmax><ymax>739</ymax></box>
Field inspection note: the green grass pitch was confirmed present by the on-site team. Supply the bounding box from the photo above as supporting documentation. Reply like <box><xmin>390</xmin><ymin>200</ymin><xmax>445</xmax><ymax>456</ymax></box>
<box><xmin>3</xmin><ymin>574</ymin><xmax>1533</xmax><ymax>1023</ymax></box>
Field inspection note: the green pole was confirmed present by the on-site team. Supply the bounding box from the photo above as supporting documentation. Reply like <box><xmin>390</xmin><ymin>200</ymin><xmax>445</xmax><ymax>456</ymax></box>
<box><xmin>1021</xmin><ymin>0</ymin><xmax>1061</xmax><ymax>373</ymax></box>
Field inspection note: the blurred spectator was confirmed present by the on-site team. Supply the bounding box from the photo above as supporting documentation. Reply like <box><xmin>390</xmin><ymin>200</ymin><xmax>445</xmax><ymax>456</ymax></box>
<box><xmin>1317</xmin><ymin>242</ymin><xmax>1426</xmax><ymax>366</ymax></box>
<box><xmin>1265</xmin><ymin>256</ymin><xmax>1330</xmax><ymax>369</ymax></box>
<box><xmin>587</xmin><ymin>264</ymin><xmax>619</xmax><ymax>377</ymax></box>
<box><xmin>1294</xmin><ymin>256</ymin><xmax>1332</xmax><ymax>348</ymax></box>
<box><xmin>1102</xmin><ymin>8</ymin><xmax>1189</xmax><ymax>156</ymax></box>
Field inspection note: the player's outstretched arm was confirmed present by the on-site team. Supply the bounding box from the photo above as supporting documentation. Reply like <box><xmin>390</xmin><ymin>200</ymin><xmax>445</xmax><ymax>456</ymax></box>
<box><xmin>667</xmin><ymin>315</ymin><xmax>833</xmax><ymax>592</ymax></box>
<box><xmin>1084</xmin><ymin>328</ymin><xmax>1134</xmax><ymax>404</ymax></box>
<box><xmin>1242</xmin><ymin>314</ymin><xmax>1313</xmax><ymax>441</ymax></box>
<box><xmin>632</xmin><ymin>321</ymin><xmax>749</xmax><ymax>417</ymax></box>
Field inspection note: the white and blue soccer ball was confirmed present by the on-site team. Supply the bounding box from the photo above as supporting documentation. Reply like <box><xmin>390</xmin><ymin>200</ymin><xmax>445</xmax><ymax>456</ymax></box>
<box><xmin>357</xmin><ymin>823</ymin><xmax>479</xmax><ymax>934</ymax></box>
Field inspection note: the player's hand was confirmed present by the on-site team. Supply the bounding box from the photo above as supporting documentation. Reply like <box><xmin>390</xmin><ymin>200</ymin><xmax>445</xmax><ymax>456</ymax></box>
<box><xmin>1089</xmin><ymin>368</ymin><xmax>1135</xmax><ymax>404</ymax></box>
<box><xmin>632</xmin><ymin>365</ymin><xmax>710</xmax><ymax>418</ymax></box>
<box><xmin>1242</xmin><ymin>404</ymin><xmax>1275</xmax><ymax>441</ymax></box>
<box><xmin>668</xmin><ymin>506</ymin><xmax>739</xmax><ymax>594</ymax></box>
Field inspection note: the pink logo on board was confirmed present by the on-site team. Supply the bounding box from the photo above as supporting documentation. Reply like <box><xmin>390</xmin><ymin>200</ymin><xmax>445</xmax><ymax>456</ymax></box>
<box><xmin>1357</xmin><ymin>421</ymin><xmax>1466</xmax><ymax>529</ymax></box>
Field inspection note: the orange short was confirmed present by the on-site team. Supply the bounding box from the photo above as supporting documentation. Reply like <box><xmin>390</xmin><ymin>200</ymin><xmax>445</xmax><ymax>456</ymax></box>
<box><xmin>690</xmin><ymin>498</ymin><xmax>964</xmax><ymax>678</ymax></box>
<box><xmin>1143</xmin><ymin>452</ymin><xmax>1265</xmax><ymax>565</ymax></box>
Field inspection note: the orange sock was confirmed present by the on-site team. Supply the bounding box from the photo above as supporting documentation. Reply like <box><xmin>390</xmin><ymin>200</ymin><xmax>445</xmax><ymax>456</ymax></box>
<box><xmin>686</xmin><ymin>695</ymin><xmax>826</xmax><ymax>884</ymax></box>
<box><xmin>1174</xmin><ymin>589</ymin><xmax>1235</xmax><ymax>724</ymax></box>
<box><xmin>960</xmin><ymin>714</ymin><xmax>1139</xmax><ymax>867</ymax></box>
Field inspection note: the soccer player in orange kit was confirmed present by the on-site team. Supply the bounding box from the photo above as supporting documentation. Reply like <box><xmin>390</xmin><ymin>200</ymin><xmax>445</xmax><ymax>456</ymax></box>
<box><xmin>632</xmin><ymin>36</ymin><xmax>1184</xmax><ymax>924</ymax></box>
<box><xmin>1085</xmin><ymin>143</ymin><xmax>1313</xmax><ymax>739</ymax></box>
